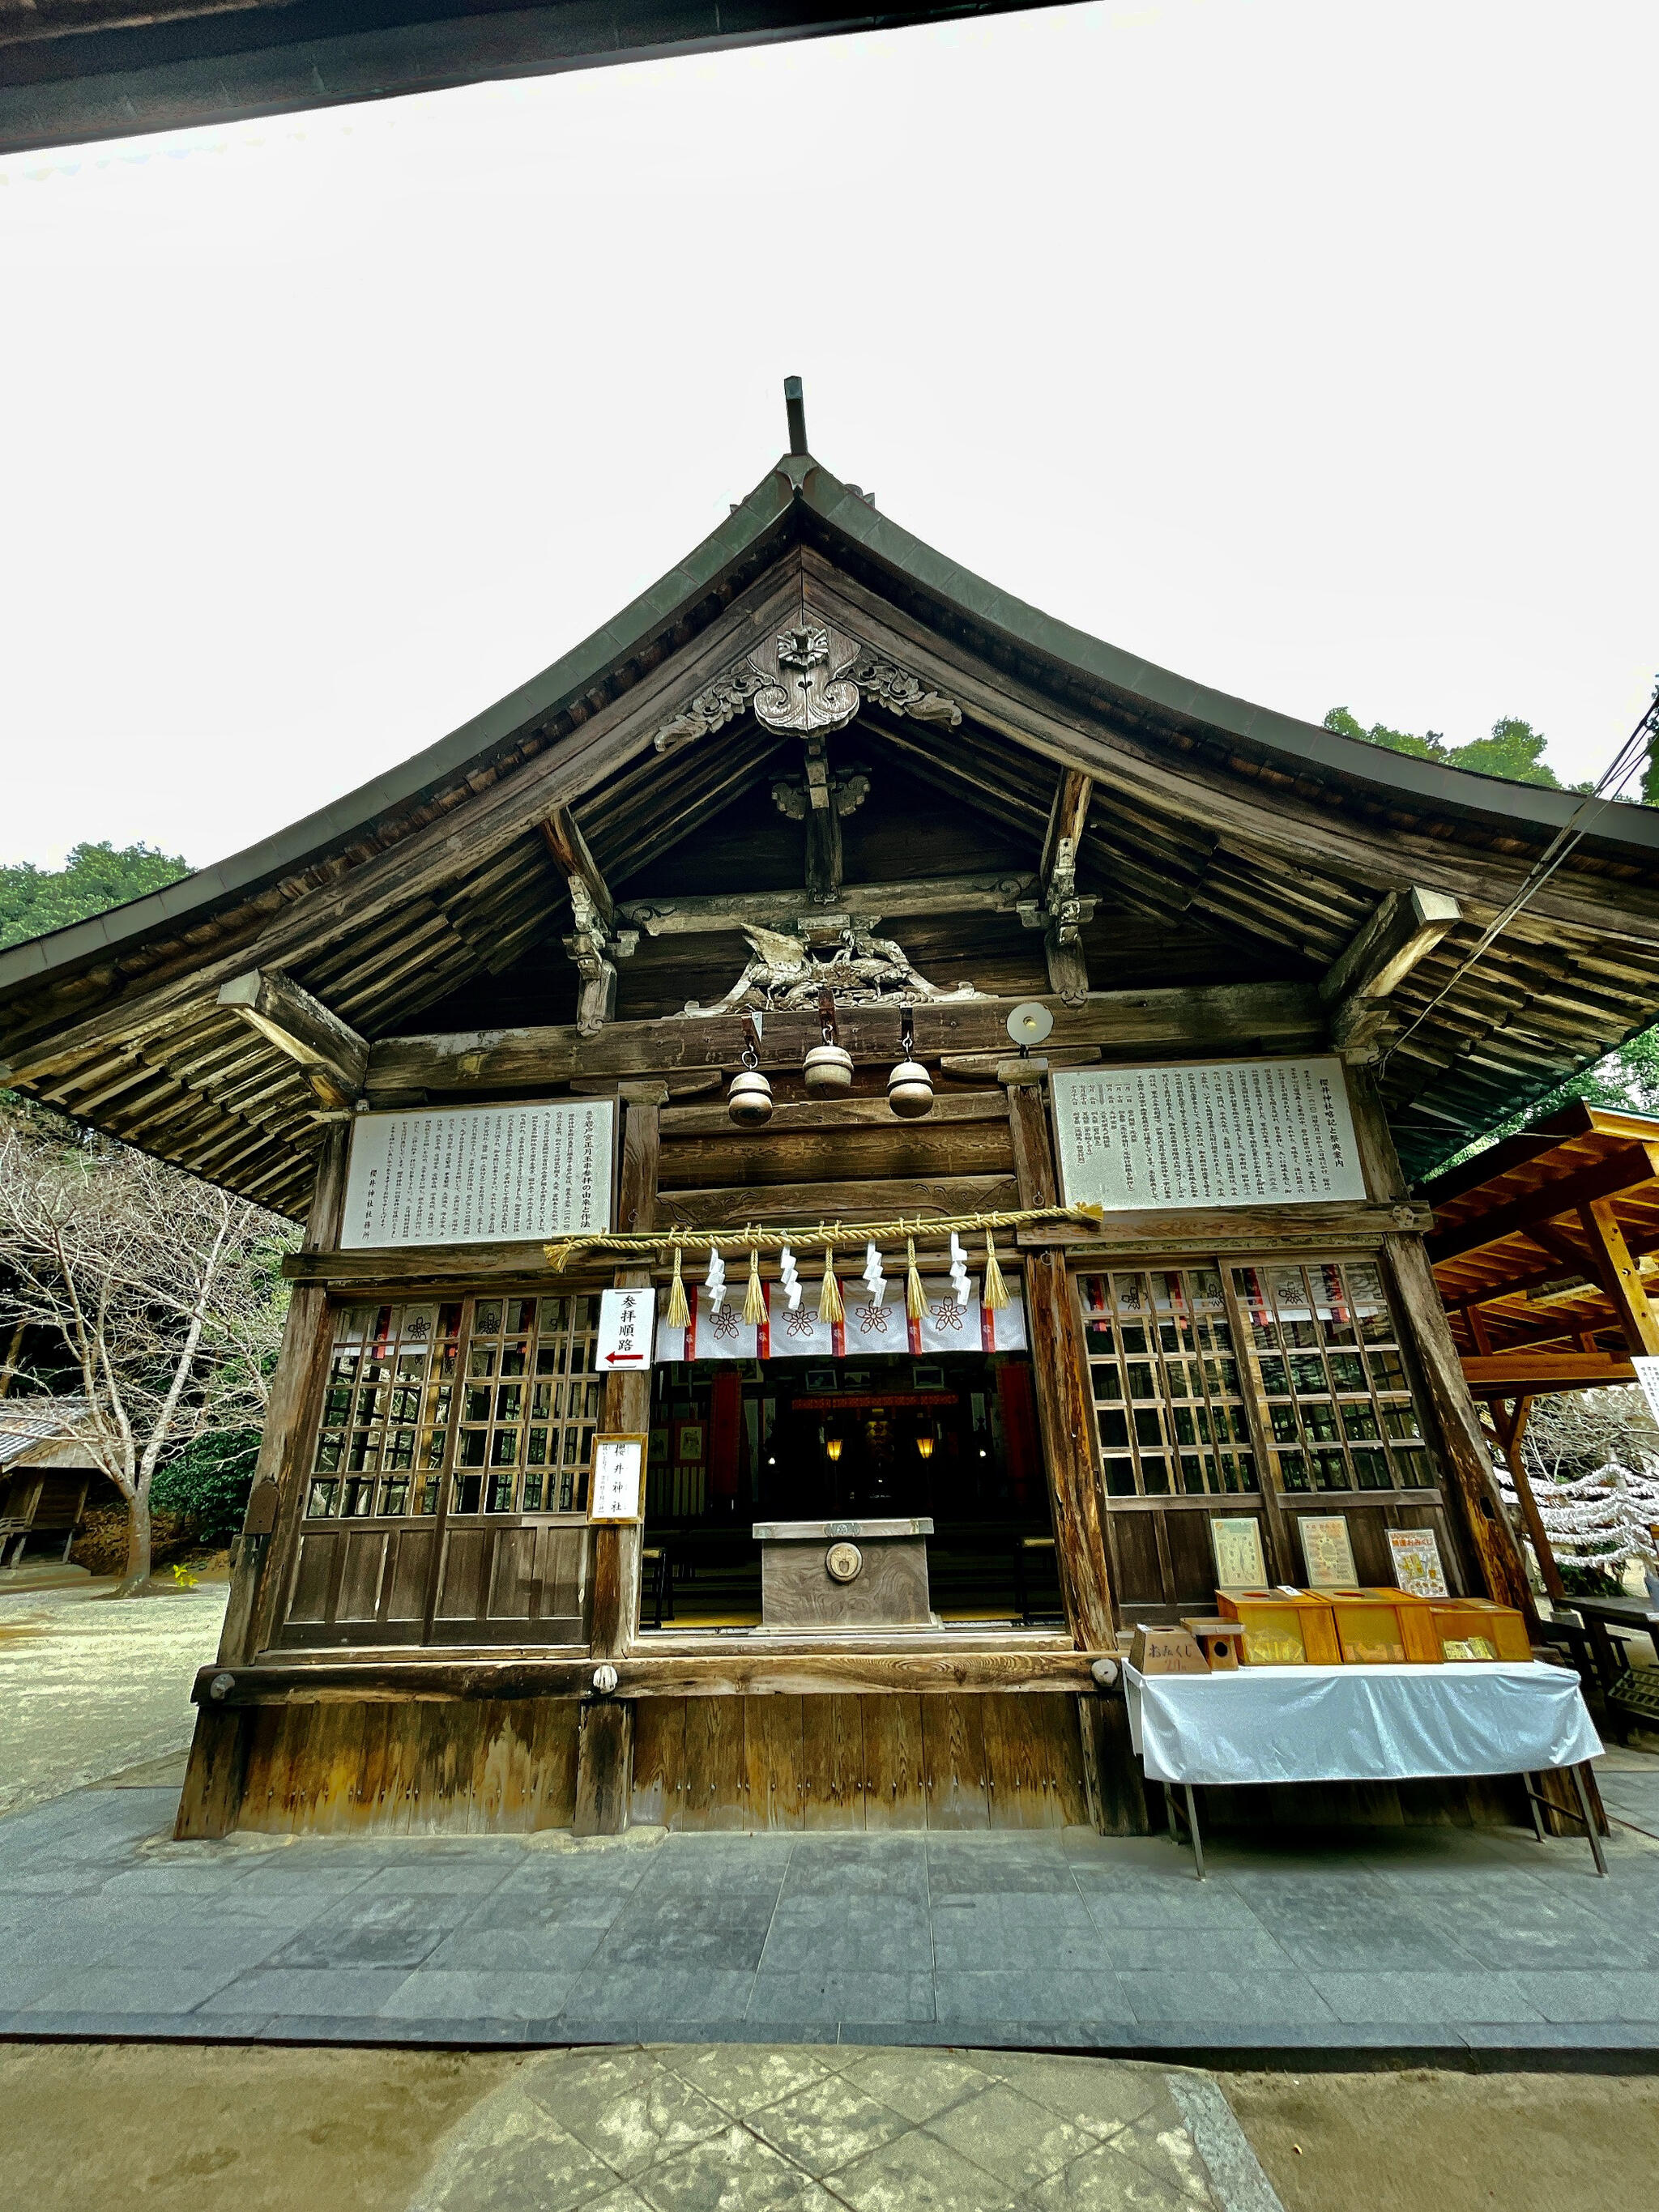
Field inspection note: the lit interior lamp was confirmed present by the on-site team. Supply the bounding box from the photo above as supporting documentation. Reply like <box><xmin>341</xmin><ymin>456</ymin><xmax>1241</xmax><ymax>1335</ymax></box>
<box><xmin>825</xmin><ymin>1438</ymin><xmax>843</xmax><ymax>1462</ymax></box>
<box><xmin>915</xmin><ymin>1436</ymin><xmax>935</xmax><ymax>1460</ymax></box>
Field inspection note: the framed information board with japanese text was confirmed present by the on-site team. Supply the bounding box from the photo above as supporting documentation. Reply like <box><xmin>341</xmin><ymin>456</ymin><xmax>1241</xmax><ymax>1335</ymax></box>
<box><xmin>342</xmin><ymin>1100</ymin><xmax>616</xmax><ymax>1250</ymax></box>
<box><xmin>1051</xmin><ymin>1059</ymin><xmax>1365</xmax><ymax>1213</ymax></box>
<box><xmin>589</xmin><ymin>1435</ymin><xmax>646</xmax><ymax>1523</ymax></box>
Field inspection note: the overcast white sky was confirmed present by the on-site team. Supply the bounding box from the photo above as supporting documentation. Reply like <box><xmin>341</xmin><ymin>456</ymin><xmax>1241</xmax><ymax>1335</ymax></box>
<box><xmin>2</xmin><ymin>0</ymin><xmax>1655</xmax><ymax>871</ymax></box>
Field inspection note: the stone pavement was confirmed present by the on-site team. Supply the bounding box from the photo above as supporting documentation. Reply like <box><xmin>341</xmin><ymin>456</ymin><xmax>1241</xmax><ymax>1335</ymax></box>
<box><xmin>3</xmin><ymin>1778</ymin><xmax>1659</xmax><ymax>2057</ymax></box>
<box><xmin>0</xmin><ymin>1581</ymin><xmax>228</xmax><ymax>1818</ymax></box>
<box><xmin>403</xmin><ymin>2043</ymin><xmax>1283</xmax><ymax>2211</ymax></box>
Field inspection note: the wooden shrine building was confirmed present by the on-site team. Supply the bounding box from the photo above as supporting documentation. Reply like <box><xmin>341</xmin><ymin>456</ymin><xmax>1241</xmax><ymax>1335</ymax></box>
<box><xmin>5</xmin><ymin>387</ymin><xmax>1659</xmax><ymax>1840</ymax></box>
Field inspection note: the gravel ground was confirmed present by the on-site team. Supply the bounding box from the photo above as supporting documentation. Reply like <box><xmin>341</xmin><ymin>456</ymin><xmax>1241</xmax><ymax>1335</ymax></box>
<box><xmin>0</xmin><ymin>1581</ymin><xmax>228</xmax><ymax>1818</ymax></box>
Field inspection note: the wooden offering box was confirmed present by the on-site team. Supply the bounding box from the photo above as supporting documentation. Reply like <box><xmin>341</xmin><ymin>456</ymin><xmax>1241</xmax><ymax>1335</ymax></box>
<box><xmin>1425</xmin><ymin>1596</ymin><xmax>1533</xmax><ymax>1663</ymax></box>
<box><xmin>1323</xmin><ymin>1589</ymin><xmax>1439</xmax><ymax>1665</ymax></box>
<box><xmin>1216</xmin><ymin>1591</ymin><xmax>1341</xmax><ymax>1667</ymax></box>
<box><xmin>1182</xmin><ymin>1617</ymin><xmax>1246</xmax><ymax>1671</ymax></box>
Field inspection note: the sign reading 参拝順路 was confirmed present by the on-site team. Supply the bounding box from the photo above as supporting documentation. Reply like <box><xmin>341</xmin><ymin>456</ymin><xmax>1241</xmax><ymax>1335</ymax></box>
<box><xmin>341</xmin><ymin>1101</ymin><xmax>614</xmax><ymax>1250</ymax></box>
<box><xmin>1050</xmin><ymin>1059</ymin><xmax>1364</xmax><ymax>1213</ymax></box>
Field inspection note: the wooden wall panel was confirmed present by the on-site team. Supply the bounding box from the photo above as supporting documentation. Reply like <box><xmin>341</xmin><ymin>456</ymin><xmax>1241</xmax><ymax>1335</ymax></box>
<box><xmin>386</xmin><ymin>1530</ymin><xmax>433</xmax><ymax>1622</ymax></box>
<box><xmin>488</xmin><ymin>1528</ymin><xmax>537</xmax><ymax>1622</ymax></box>
<box><xmin>235</xmin><ymin>1698</ymin><xmax>579</xmax><ymax>1836</ymax></box>
<box><xmin>337</xmin><ymin>1532</ymin><xmax>387</xmax><ymax>1622</ymax></box>
<box><xmin>285</xmin><ymin>1532</ymin><xmax>337</xmax><ymax>1624</ymax></box>
<box><xmin>802</xmin><ymin>1694</ymin><xmax>863</xmax><ymax>1829</ymax></box>
<box><xmin>435</xmin><ymin>1529</ymin><xmax>487</xmax><ymax>1618</ymax></box>
<box><xmin>1105</xmin><ymin>1515</ymin><xmax>1163</xmax><ymax>1609</ymax></box>
<box><xmin>862</xmin><ymin>1695</ymin><xmax>927</xmax><ymax>1831</ymax></box>
<box><xmin>920</xmin><ymin>1698</ymin><xmax>990</xmax><ymax>1830</ymax></box>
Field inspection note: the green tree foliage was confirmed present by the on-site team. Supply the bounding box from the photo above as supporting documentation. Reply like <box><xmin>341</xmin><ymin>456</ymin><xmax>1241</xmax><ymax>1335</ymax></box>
<box><xmin>0</xmin><ymin>841</ymin><xmax>189</xmax><ymax>952</ymax></box>
<box><xmin>151</xmin><ymin>1426</ymin><xmax>263</xmax><ymax>1548</ymax></box>
<box><xmin>1322</xmin><ymin>706</ymin><xmax>1561</xmax><ymax>788</ymax></box>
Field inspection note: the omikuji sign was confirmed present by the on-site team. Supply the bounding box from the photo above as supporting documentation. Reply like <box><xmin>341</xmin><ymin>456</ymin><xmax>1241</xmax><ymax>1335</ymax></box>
<box><xmin>1051</xmin><ymin>1058</ymin><xmax>1365</xmax><ymax>1212</ymax></box>
<box><xmin>341</xmin><ymin>1101</ymin><xmax>615</xmax><ymax>1250</ymax></box>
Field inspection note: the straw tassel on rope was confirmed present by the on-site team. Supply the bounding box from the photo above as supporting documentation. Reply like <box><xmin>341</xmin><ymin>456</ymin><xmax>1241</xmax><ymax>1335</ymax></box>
<box><xmin>905</xmin><ymin>1236</ymin><xmax>928</xmax><ymax>1322</ymax></box>
<box><xmin>818</xmin><ymin>1243</ymin><xmax>844</xmax><ymax>1324</ymax></box>
<box><xmin>982</xmin><ymin>1230</ymin><xmax>1010</xmax><ymax>1311</ymax></box>
<box><xmin>743</xmin><ymin>1245</ymin><xmax>766</xmax><ymax>1328</ymax></box>
<box><xmin>664</xmin><ymin>1244</ymin><xmax>690</xmax><ymax>1330</ymax></box>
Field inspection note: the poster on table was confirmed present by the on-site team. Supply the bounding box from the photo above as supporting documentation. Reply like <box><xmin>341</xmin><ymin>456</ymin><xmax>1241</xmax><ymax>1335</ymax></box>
<box><xmin>1297</xmin><ymin>1515</ymin><xmax>1358</xmax><ymax>1588</ymax></box>
<box><xmin>341</xmin><ymin>1099</ymin><xmax>615</xmax><ymax>1249</ymax></box>
<box><xmin>1210</xmin><ymin>1515</ymin><xmax>1268</xmax><ymax>1589</ymax></box>
<box><xmin>588</xmin><ymin>1434</ymin><xmax>646</xmax><ymax>1521</ymax></box>
<box><xmin>1387</xmin><ymin>1528</ymin><xmax>1449</xmax><ymax>1598</ymax></box>
<box><xmin>653</xmin><ymin>1276</ymin><xmax>1029</xmax><ymax>1361</ymax></box>
<box><xmin>1050</xmin><ymin>1059</ymin><xmax>1365</xmax><ymax>1213</ymax></box>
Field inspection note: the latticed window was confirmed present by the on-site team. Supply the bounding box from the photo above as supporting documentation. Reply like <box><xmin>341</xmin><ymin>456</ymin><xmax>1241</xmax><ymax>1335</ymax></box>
<box><xmin>1081</xmin><ymin>1270</ymin><xmax>1258</xmax><ymax>1498</ymax></box>
<box><xmin>452</xmin><ymin>1294</ymin><xmax>602</xmax><ymax>1515</ymax></box>
<box><xmin>308</xmin><ymin>1302</ymin><xmax>462</xmax><ymax>1519</ymax></box>
<box><xmin>304</xmin><ymin>1294</ymin><xmax>603</xmax><ymax>1522</ymax></box>
<box><xmin>1233</xmin><ymin>1259</ymin><xmax>1435</xmax><ymax>1492</ymax></box>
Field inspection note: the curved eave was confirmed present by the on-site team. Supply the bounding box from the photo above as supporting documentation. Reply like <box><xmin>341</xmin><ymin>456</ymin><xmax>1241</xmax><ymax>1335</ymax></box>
<box><xmin>5</xmin><ymin>442</ymin><xmax>1657</xmax><ymax>1014</ymax></box>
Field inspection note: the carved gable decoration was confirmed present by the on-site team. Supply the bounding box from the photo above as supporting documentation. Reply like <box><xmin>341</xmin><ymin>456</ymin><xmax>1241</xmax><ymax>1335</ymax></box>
<box><xmin>750</xmin><ymin>620</ymin><xmax>860</xmax><ymax>736</ymax></box>
<box><xmin>650</xmin><ymin>620</ymin><xmax>962</xmax><ymax>754</ymax></box>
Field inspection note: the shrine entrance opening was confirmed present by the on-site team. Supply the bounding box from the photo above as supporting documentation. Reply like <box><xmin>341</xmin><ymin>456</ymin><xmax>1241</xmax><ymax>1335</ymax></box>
<box><xmin>643</xmin><ymin>1348</ymin><xmax>1061</xmax><ymax>1629</ymax></box>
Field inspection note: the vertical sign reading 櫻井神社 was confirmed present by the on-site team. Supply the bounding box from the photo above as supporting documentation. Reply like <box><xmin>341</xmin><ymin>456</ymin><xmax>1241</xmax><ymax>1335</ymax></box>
<box><xmin>1050</xmin><ymin>1059</ymin><xmax>1365</xmax><ymax>1213</ymax></box>
<box><xmin>341</xmin><ymin>1101</ymin><xmax>615</xmax><ymax>1249</ymax></box>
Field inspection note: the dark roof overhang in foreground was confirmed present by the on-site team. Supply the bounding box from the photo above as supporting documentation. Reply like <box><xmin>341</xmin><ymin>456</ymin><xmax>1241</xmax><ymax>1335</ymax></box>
<box><xmin>0</xmin><ymin>0</ymin><xmax>1063</xmax><ymax>156</ymax></box>
<box><xmin>5</xmin><ymin>434</ymin><xmax>1659</xmax><ymax>1220</ymax></box>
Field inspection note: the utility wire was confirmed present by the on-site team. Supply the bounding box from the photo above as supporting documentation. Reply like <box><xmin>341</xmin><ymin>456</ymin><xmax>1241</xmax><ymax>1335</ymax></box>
<box><xmin>1380</xmin><ymin>679</ymin><xmax>1659</xmax><ymax>1077</ymax></box>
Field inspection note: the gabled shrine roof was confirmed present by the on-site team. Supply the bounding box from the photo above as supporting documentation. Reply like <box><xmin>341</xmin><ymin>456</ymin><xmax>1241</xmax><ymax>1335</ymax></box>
<box><xmin>4</xmin><ymin>433</ymin><xmax>1658</xmax><ymax>1216</ymax></box>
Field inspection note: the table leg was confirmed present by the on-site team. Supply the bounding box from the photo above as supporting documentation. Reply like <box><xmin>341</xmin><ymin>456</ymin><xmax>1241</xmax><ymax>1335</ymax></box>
<box><xmin>1183</xmin><ymin>1784</ymin><xmax>1205</xmax><ymax>1881</ymax></box>
<box><xmin>1165</xmin><ymin>1784</ymin><xmax>1179</xmax><ymax>1846</ymax></box>
<box><xmin>1571</xmin><ymin>1762</ymin><xmax>1609</xmax><ymax>1878</ymax></box>
<box><xmin>1525</xmin><ymin>1773</ymin><xmax>1548</xmax><ymax>1843</ymax></box>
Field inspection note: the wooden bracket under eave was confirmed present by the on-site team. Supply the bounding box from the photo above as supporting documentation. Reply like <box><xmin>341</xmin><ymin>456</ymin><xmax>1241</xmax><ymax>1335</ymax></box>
<box><xmin>542</xmin><ymin>806</ymin><xmax>638</xmax><ymax>1037</ymax></box>
<box><xmin>1323</xmin><ymin>885</ymin><xmax>1461</xmax><ymax>1057</ymax></box>
<box><xmin>217</xmin><ymin>968</ymin><xmax>368</xmax><ymax>1112</ymax></box>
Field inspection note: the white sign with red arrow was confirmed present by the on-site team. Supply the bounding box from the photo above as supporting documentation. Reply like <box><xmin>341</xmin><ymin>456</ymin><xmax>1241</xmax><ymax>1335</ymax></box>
<box><xmin>598</xmin><ymin>1285</ymin><xmax>656</xmax><ymax>1370</ymax></box>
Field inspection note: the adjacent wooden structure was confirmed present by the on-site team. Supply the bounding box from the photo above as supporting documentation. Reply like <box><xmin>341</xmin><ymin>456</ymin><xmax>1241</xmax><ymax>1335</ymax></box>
<box><xmin>6</xmin><ymin>397</ymin><xmax>1658</xmax><ymax>1843</ymax></box>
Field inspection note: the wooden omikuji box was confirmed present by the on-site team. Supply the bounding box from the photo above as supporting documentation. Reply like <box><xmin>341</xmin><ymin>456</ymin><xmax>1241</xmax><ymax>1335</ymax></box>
<box><xmin>1181</xmin><ymin>1617</ymin><xmax>1246</xmax><ymax>1670</ymax></box>
<box><xmin>1321</xmin><ymin>1588</ymin><xmax>1439</xmax><ymax>1666</ymax></box>
<box><xmin>1216</xmin><ymin>1591</ymin><xmax>1341</xmax><ymax>1667</ymax></box>
<box><xmin>1424</xmin><ymin>1596</ymin><xmax>1533</xmax><ymax>1663</ymax></box>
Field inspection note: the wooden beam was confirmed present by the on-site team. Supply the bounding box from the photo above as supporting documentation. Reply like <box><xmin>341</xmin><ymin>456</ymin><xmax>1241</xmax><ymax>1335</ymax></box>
<box><xmin>1322</xmin><ymin>887</ymin><xmax>1461</xmax><ymax>1054</ymax></box>
<box><xmin>192</xmin><ymin>1648</ymin><xmax>1103</xmax><ymax>1705</ymax></box>
<box><xmin>367</xmin><ymin>982</ymin><xmax>1325</xmax><ymax>1097</ymax></box>
<box><xmin>1578</xmin><ymin>1196</ymin><xmax>1659</xmax><ymax>1356</ymax></box>
<box><xmin>1427</xmin><ymin>1144</ymin><xmax>1659</xmax><ymax>1264</ymax></box>
<box><xmin>1040</xmin><ymin>769</ymin><xmax>1093</xmax><ymax>891</ymax></box>
<box><xmin>1487</xmin><ymin>1396</ymin><xmax>1567</xmax><ymax>1602</ymax></box>
<box><xmin>660</xmin><ymin>1092</ymin><xmax>1009</xmax><ymax>1139</ymax></box>
<box><xmin>655</xmin><ymin>1174</ymin><xmax>1024</xmax><ymax>1231</ymax></box>
<box><xmin>616</xmin><ymin>872</ymin><xmax>1036</xmax><ymax>936</ymax></box>
<box><xmin>1381</xmin><ymin>1233</ymin><xmax>1540</xmax><ymax>1631</ymax></box>
<box><xmin>540</xmin><ymin>806</ymin><xmax>613</xmax><ymax>930</ymax></box>
<box><xmin>1462</xmin><ymin>1351</ymin><xmax>1637</xmax><ymax>1388</ymax></box>
<box><xmin>216</xmin><ymin>970</ymin><xmax>368</xmax><ymax>1111</ymax></box>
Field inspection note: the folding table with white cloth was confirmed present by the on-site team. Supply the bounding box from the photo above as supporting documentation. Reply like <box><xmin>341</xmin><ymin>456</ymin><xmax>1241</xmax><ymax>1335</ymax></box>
<box><xmin>1120</xmin><ymin>1660</ymin><xmax>1605</xmax><ymax>1877</ymax></box>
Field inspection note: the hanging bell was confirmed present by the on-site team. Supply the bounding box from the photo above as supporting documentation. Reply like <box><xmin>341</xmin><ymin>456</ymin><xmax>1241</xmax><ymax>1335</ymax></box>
<box><xmin>803</xmin><ymin>1040</ymin><xmax>853</xmax><ymax>1095</ymax></box>
<box><xmin>727</xmin><ymin>1067</ymin><xmax>774</xmax><ymax>1127</ymax></box>
<box><xmin>886</xmin><ymin>999</ymin><xmax>933</xmax><ymax>1119</ymax></box>
<box><xmin>886</xmin><ymin>1058</ymin><xmax>934</xmax><ymax>1119</ymax></box>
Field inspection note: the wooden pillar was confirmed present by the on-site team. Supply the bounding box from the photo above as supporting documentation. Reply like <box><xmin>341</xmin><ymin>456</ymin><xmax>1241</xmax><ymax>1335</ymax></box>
<box><xmin>1580</xmin><ymin>1198</ymin><xmax>1659</xmax><ymax>1354</ymax></box>
<box><xmin>575</xmin><ymin>1080</ymin><xmax>665</xmax><ymax>1835</ymax></box>
<box><xmin>1381</xmin><ymin>1234</ymin><xmax>1540</xmax><ymax>1633</ymax></box>
<box><xmin>175</xmin><ymin>1127</ymin><xmax>348</xmax><ymax>1840</ymax></box>
<box><xmin>1491</xmin><ymin>1396</ymin><xmax>1567</xmax><ymax>1602</ymax></box>
<box><xmin>1003</xmin><ymin>1063</ymin><xmax>1145</xmax><ymax>1832</ymax></box>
